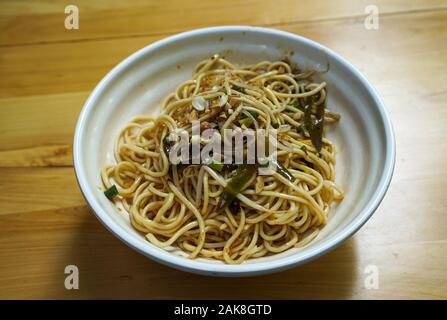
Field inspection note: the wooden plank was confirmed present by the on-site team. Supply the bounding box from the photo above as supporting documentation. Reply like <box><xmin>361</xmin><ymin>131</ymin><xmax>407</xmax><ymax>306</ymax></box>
<box><xmin>0</xmin><ymin>2</ymin><xmax>446</xmax><ymax>299</ymax></box>
<box><xmin>0</xmin><ymin>92</ymin><xmax>86</xmax><ymax>152</ymax></box>
<box><xmin>0</xmin><ymin>36</ymin><xmax>162</xmax><ymax>98</ymax></box>
<box><xmin>1</xmin><ymin>0</ymin><xmax>446</xmax><ymax>46</ymax></box>
<box><xmin>0</xmin><ymin>145</ymin><xmax>72</xmax><ymax>167</ymax></box>
<box><xmin>1</xmin><ymin>10</ymin><xmax>446</xmax><ymax>99</ymax></box>
<box><xmin>0</xmin><ymin>10</ymin><xmax>446</xmax><ymax>160</ymax></box>
<box><xmin>0</xmin><ymin>205</ymin><xmax>358</xmax><ymax>299</ymax></box>
<box><xmin>0</xmin><ymin>203</ymin><xmax>444</xmax><ymax>299</ymax></box>
<box><xmin>0</xmin><ymin>167</ymin><xmax>84</xmax><ymax>215</ymax></box>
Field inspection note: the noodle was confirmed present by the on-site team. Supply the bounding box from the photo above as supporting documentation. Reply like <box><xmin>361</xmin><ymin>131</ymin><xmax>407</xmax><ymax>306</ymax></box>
<box><xmin>100</xmin><ymin>54</ymin><xmax>344</xmax><ymax>264</ymax></box>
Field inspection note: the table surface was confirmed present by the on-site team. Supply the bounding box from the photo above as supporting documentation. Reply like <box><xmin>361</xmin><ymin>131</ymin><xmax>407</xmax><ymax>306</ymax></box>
<box><xmin>0</xmin><ymin>0</ymin><xmax>446</xmax><ymax>300</ymax></box>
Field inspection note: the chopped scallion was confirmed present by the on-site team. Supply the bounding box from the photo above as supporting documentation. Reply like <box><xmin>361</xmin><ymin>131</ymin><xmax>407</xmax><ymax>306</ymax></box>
<box><xmin>247</xmin><ymin>110</ymin><xmax>259</xmax><ymax>118</ymax></box>
<box><xmin>298</xmin><ymin>123</ymin><xmax>306</xmax><ymax>135</ymax></box>
<box><xmin>104</xmin><ymin>185</ymin><xmax>118</xmax><ymax>200</ymax></box>
<box><xmin>239</xmin><ymin>117</ymin><xmax>253</xmax><ymax>126</ymax></box>
<box><xmin>232</xmin><ymin>85</ymin><xmax>245</xmax><ymax>93</ymax></box>
<box><xmin>292</xmin><ymin>100</ymin><xmax>302</xmax><ymax>110</ymax></box>
<box><xmin>208</xmin><ymin>160</ymin><xmax>224</xmax><ymax>172</ymax></box>
<box><xmin>258</xmin><ymin>159</ymin><xmax>270</xmax><ymax>168</ymax></box>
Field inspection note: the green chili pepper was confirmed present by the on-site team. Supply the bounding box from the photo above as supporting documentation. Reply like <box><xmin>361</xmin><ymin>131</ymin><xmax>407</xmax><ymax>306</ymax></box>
<box><xmin>217</xmin><ymin>164</ymin><xmax>257</xmax><ymax>212</ymax></box>
<box><xmin>312</xmin><ymin>100</ymin><xmax>325</xmax><ymax>152</ymax></box>
<box><xmin>301</xmin><ymin>99</ymin><xmax>325</xmax><ymax>152</ymax></box>
<box><xmin>303</xmin><ymin>104</ymin><xmax>313</xmax><ymax>133</ymax></box>
<box><xmin>311</xmin><ymin>118</ymin><xmax>324</xmax><ymax>152</ymax></box>
<box><xmin>270</xmin><ymin>158</ymin><xmax>294</xmax><ymax>182</ymax></box>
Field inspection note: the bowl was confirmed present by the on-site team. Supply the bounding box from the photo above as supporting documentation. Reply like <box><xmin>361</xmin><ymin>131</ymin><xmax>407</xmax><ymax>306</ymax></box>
<box><xmin>73</xmin><ymin>26</ymin><xmax>395</xmax><ymax>276</ymax></box>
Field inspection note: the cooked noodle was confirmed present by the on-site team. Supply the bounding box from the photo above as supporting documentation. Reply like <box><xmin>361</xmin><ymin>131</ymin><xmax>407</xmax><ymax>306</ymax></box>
<box><xmin>100</xmin><ymin>54</ymin><xmax>344</xmax><ymax>264</ymax></box>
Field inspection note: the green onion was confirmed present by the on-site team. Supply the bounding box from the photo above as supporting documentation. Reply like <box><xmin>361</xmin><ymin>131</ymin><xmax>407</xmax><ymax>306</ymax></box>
<box><xmin>310</xmin><ymin>118</ymin><xmax>324</xmax><ymax>153</ymax></box>
<box><xmin>292</xmin><ymin>100</ymin><xmax>302</xmax><ymax>110</ymax></box>
<box><xmin>272</xmin><ymin>122</ymin><xmax>279</xmax><ymax>129</ymax></box>
<box><xmin>298</xmin><ymin>123</ymin><xmax>306</xmax><ymax>135</ymax></box>
<box><xmin>104</xmin><ymin>185</ymin><xmax>118</xmax><ymax>200</ymax></box>
<box><xmin>217</xmin><ymin>164</ymin><xmax>257</xmax><ymax>211</ymax></box>
<box><xmin>162</xmin><ymin>135</ymin><xmax>172</xmax><ymax>157</ymax></box>
<box><xmin>303</xmin><ymin>104</ymin><xmax>313</xmax><ymax>133</ymax></box>
<box><xmin>239</xmin><ymin>117</ymin><xmax>253</xmax><ymax>127</ymax></box>
<box><xmin>258</xmin><ymin>159</ymin><xmax>270</xmax><ymax>168</ymax></box>
<box><xmin>271</xmin><ymin>158</ymin><xmax>294</xmax><ymax>182</ymax></box>
<box><xmin>302</xmin><ymin>99</ymin><xmax>325</xmax><ymax>152</ymax></box>
<box><xmin>300</xmin><ymin>145</ymin><xmax>307</xmax><ymax>152</ymax></box>
<box><xmin>311</xmin><ymin>114</ymin><xmax>324</xmax><ymax>152</ymax></box>
<box><xmin>247</xmin><ymin>110</ymin><xmax>259</xmax><ymax>118</ymax></box>
<box><xmin>232</xmin><ymin>85</ymin><xmax>245</xmax><ymax>93</ymax></box>
<box><xmin>208</xmin><ymin>160</ymin><xmax>224</xmax><ymax>172</ymax></box>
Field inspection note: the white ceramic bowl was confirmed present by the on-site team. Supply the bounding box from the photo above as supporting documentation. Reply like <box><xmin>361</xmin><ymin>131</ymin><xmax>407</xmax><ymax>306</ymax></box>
<box><xmin>73</xmin><ymin>26</ymin><xmax>395</xmax><ymax>276</ymax></box>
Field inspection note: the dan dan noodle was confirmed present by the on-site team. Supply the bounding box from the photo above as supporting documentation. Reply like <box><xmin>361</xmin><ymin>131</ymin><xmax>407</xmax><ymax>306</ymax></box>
<box><xmin>100</xmin><ymin>54</ymin><xmax>344</xmax><ymax>264</ymax></box>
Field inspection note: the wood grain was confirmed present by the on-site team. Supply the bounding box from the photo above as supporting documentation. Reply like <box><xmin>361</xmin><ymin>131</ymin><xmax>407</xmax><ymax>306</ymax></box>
<box><xmin>1</xmin><ymin>0</ymin><xmax>446</xmax><ymax>46</ymax></box>
<box><xmin>0</xmin><ymin>0</ymin><xmax>446</xmax><ymax>299</ymax></box>
<box><xmin>0</xmin><ymin>167</ymin><xmax>83</xmax><ymax>216</ymax></box>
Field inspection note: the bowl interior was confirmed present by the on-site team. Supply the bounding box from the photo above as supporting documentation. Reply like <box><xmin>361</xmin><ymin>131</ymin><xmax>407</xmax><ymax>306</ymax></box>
<box><xmin>75</xmin><ymin>27</ymin><xmax>393</xmax><ymax>275</ymax></box>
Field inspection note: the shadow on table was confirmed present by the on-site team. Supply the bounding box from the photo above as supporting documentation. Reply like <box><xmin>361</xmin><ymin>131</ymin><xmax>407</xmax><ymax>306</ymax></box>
<box><xmin>57</xmin><ymin>210</ymin><xmax>359</xmax><ymax>299</ymax></box>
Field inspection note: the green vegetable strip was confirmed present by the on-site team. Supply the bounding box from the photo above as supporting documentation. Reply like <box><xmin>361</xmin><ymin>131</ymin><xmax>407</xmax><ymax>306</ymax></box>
<box><xmin>298</xmin><ymin>123</ymin><xmax>306</xmax><ymax>136</ymax></box>
<box><xmin>232</xmin><ymin>85</ymin><xmax>245</xmax><ymax>93</ymax></box>
<box><xmin>301</xmin><ymin>97</ymin><xmax>325</xmax><ymax>152</ymax></box>
<box><xmin>292</xmin><ymin>100</ymin><xmax>302</xmax><ymax>110</ymax></box>
<box><xmin>247</xmin><ymin>110</ymin><xmax>259</xmax><ymax>118</ymax></box>
<box><xmin>303</xmin><ymin>104</ymin><xmax>313</xmax><ymax>134</ymax></box>
<box><xmin>258</xmin><ymin>159</ymin><xmax>270</xmax><ymax>168</ymax></box>
<box><xmin>312</xmin><ymin>100</ymin><xmax>325</xmax><ymax>152</ymax></box>
<box><xmin>208</xmin><ymin>160</ymin><xmax>224</xmax><ymax>172</ymax></box>
<box><xmin>104</xmin><ymin>185</ymin><xmax>118</xmax><ymax>200</ymax></box>
<box><xmin>217</xmin><ymin>164</ymin><xmax>257</xmax><ymax>212</ymax></box>
<box><xmin>162</xmin><ymin>135</ymin><xmax>171</xmax><ymax>157</ymax></box>
<box><xmin>271</xmin><ymin>158</ymin><xmax>294</xmax><ymax>182</ymax></box>
<box><xmin>239</xmin><ymin>117</ymin><xmax>253</xmax><ymax>126</ymax></box>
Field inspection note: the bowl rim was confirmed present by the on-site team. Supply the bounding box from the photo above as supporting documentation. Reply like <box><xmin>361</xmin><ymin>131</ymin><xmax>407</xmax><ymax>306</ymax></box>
<box><xmin>73</xmin><ymin>25</ymin><xmax>396</xmax><ymax>276</ymax></box>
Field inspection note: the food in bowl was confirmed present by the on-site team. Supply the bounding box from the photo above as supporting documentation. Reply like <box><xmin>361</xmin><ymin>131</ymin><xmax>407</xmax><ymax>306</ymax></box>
<box><xmin>100</xmin><ymin>54</ymin><xmax>344</xmax><ymax>264</ymax></box>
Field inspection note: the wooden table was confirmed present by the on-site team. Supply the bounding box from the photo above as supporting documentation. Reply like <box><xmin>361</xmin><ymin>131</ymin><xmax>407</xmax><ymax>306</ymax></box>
<box><xmin>1</xmin><ymin>0</ymin><xmax>446</xmax><ymax>300</ymax></box>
